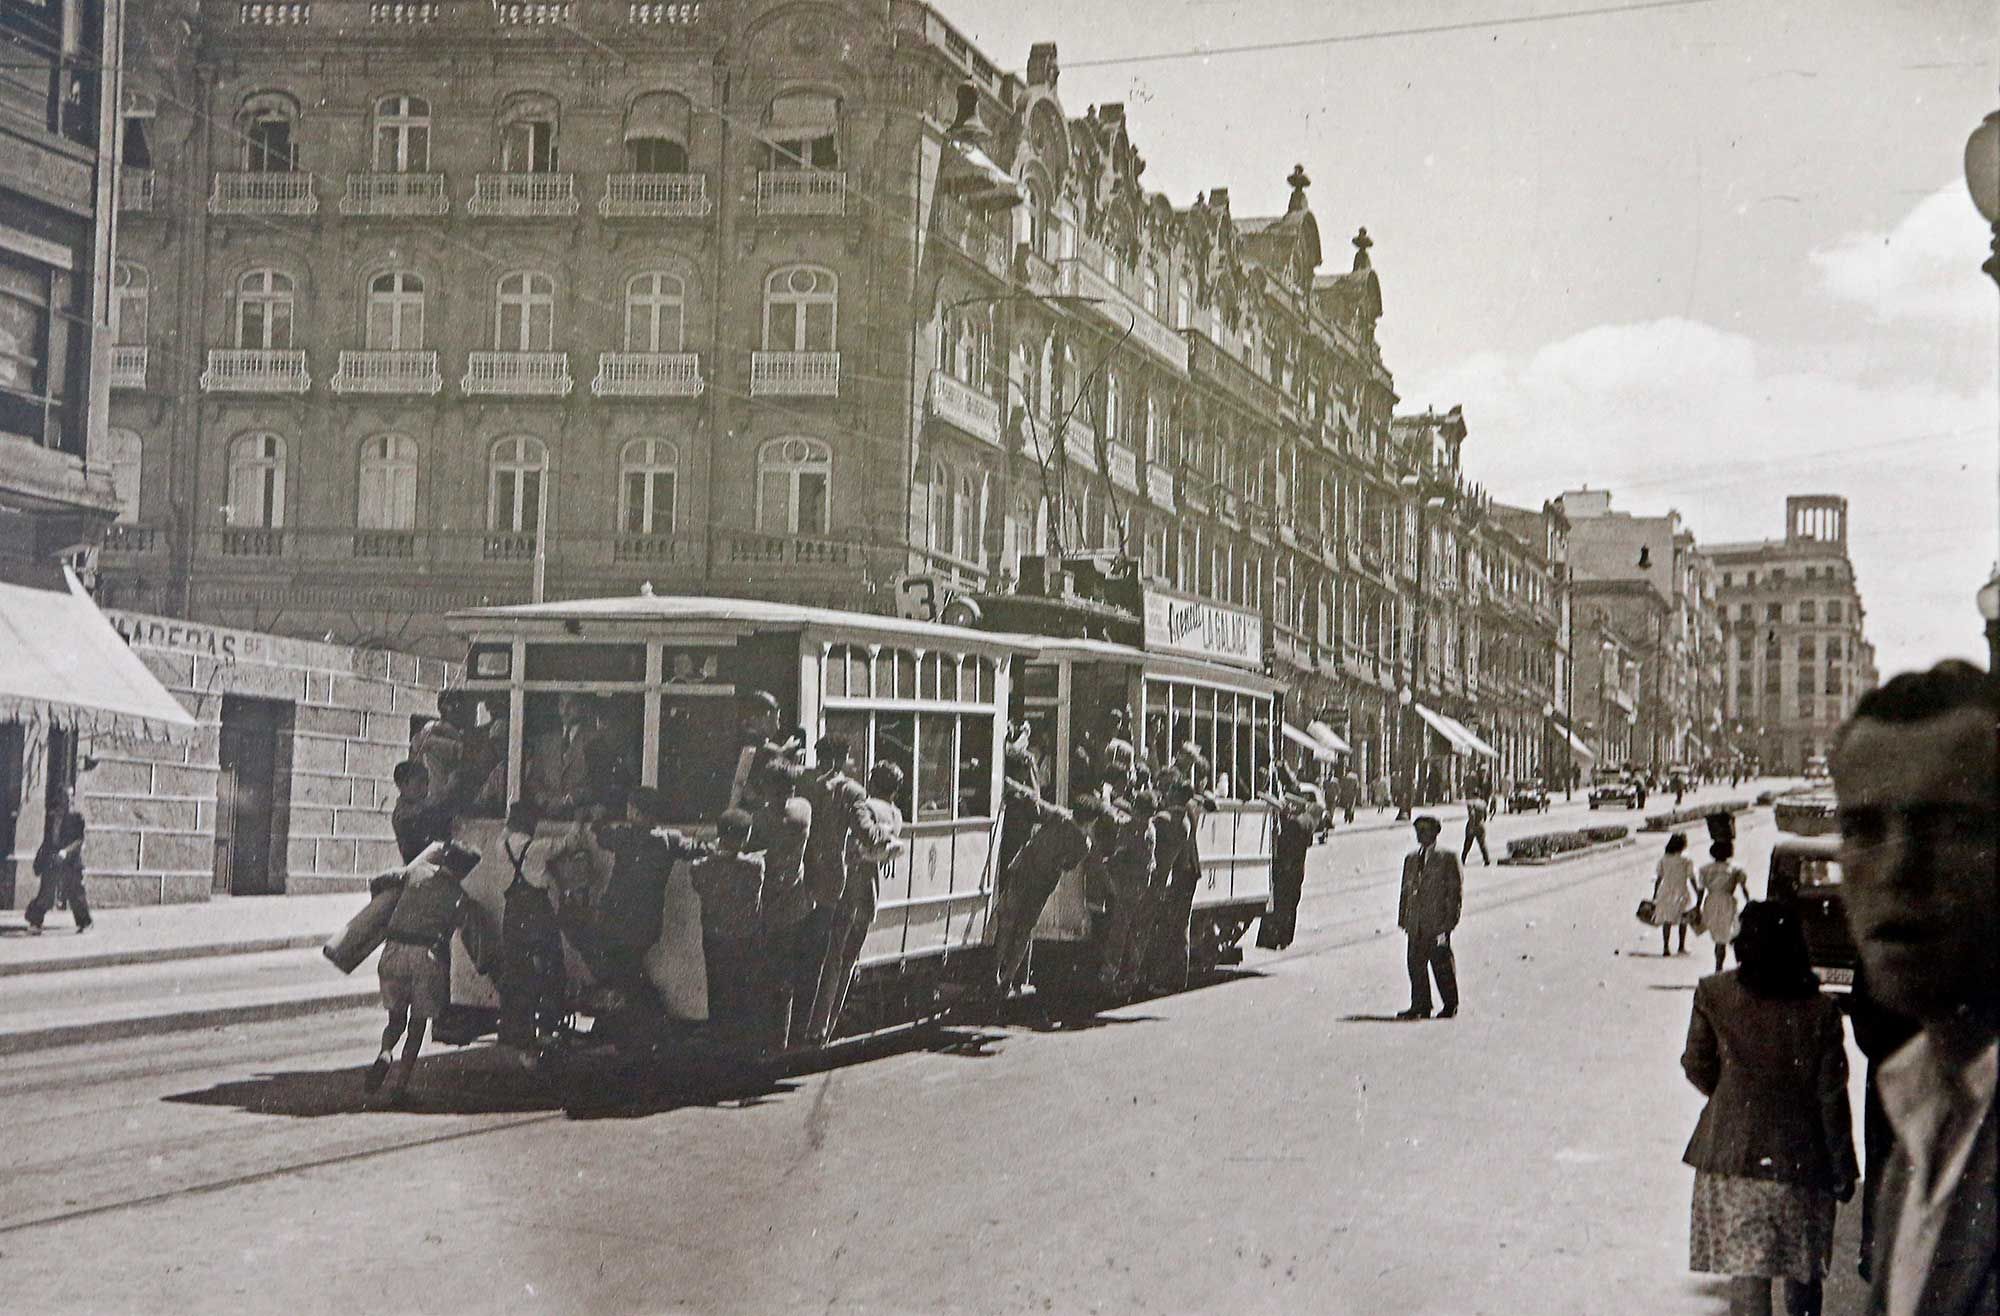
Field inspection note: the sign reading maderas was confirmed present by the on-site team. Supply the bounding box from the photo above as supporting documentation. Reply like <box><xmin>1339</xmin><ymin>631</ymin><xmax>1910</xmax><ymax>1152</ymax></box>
<box><xmin>1142</xmin><ymin>589</ymin><xmax>1262</xmax><ymax>670</ymax></box>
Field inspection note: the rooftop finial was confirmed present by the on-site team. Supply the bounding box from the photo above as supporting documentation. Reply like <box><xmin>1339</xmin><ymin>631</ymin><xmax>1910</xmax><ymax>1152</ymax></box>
<box><xmin>1285</xmin><ymin>163</ymin><xmax>1310</xmax><ymax>213</ymax></box>
<box><xmin>1351</xmin><ymin>226</ymin><xmax>1373</xmax><ymax>270</ymax></box>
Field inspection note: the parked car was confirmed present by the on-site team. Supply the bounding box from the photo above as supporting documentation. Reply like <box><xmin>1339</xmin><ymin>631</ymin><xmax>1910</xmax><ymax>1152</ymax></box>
<box><xmin>1505</xmin><ymin>778</ymin><xmax>1549</xmax><ymax>813</ymax></box>
<box><xmin>1803</xmin><ymin>754</ymin><xmax>1830</xmax><ymax>781</ymax></box>
<box><xmin>1587</xmin><ymin>769</ymin><xmax>1641</xmax><ymax>810</ymax></box>
<box><xmin>1765</xmin><ymin>834</ymin><xmax>1854</xmax><ymax>990</ymax></box>
<box><xmin>1773</xmin><ymin>788</ymin><xmax>1837</xmax><ymax>837</ymax></box>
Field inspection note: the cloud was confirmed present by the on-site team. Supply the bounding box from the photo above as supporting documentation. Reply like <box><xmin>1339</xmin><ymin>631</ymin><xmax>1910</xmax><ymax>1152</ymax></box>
<box><xmin>1404</xmin><ymin>315</ymin><xmax>1998</xmax><ymax>677</ymax></box>
<box><xmin>1809</xmin><ymin>183</ymin><xmax>1996</xmax><ymax>326</ymax></box>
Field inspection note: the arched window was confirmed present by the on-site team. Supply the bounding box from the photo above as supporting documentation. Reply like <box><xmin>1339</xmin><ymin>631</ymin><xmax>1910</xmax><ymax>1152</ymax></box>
<box><xmin>756</xmin><ymin>437</ymin><xmax>830</xmax><ymax>535</ymax></box>
<box><xmin>111</xmin><ymin>262</ymin><xmax>147</xmax><ymax>346</ymax></box>
<box><xmin>239</xmin><ymin>93</ymin><xmax>297</xmax><ymax>172</ymax></box>
<box><xmin>494</xmin><ymin>271</ymin><xmax>554</xmax><ymax>350</ymax></box>
<box><xmin>624</xmin><ymin>272</ymin><xmax>685</xmax><ymax>352</ymax></box>
<box><xmin>227</xmin><ymin>433</ymin><xmax>286</xmax><ymax>528</ymax></box>
<box><xmin>104</xmin><ymin>428</ymin><xmax>142</xmax><ymax>524</ymax></box>
<box><xmin>488</xmin><ymin>436</ymin><xmax>547</xmax><ymax>534</ymax></box>
<box><xmin>499</xmin><ymin>93</ymin><xmax>559</xmax><ymax>174</ymax></box>
<box><xmin>357</xmin><ymin>434</ymin><xmax>419</xmax><ymax>530</ymax></box>
<box><xmin>235</xmin><ymin>269</ymin><xmax>294</xmax><ymax>349</ymax></box>
<box><xmin>763</xmin><ymin>91</ymin><xmax>838</xmax><ymax>170</ymax></box>
<box><xmin>624</xmin><ymin>91</ymin><xmax>690</xmax><ymax>173</ymax></box>
<box><xmin>957</xmin><ymin>473</ymin><xmax>979</xmax><ymax>563</ymax></box>
<box><xmin>1142</xmin><ymin>265</ymin><xmax>1161</xmax><ymax>318</ymax></box>
<box><xmin>762</xmin><ymin>265</ymin><xmax>836</xmax><ymax>351</ymax></box>
<box><xmin>372</xmin><ymin>95</ymin><xmax>430</xmax><ymax>172</ymax></box>
<box><xmin>1024</xmin><ymin>178</ymin><xmax>1056</xmax><ymax>260</ymax></box>
<box><xmin>928</xmin><ymin>457</ymin><xmax>952</xmax><ymax>554</ymax></box>
<box><xmin>1103</xmin><ymin>370</ymin><xmax>1122</xmax><ymax>443</ymax></box>
<box><xmin>619</xmin><ymin>438</ymin><xmax>678</xmax><ymax>535</ymax></box>
<box><xmin>365</xmin><ymin>271</ymin><xmax>425</xmax><ymax>350</ymax></box>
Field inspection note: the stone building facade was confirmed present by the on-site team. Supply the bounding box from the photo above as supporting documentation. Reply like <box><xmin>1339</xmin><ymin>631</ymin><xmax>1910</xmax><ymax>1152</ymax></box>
<box><xmin>1709</xmin><ymin>495</ymin><xmax>1876</xmax><ymax>773</ymax></box>
<box><xmin>97</xmin><ymin>0</ymin><xmax>1572</xmax><ymax>798</ymax></box>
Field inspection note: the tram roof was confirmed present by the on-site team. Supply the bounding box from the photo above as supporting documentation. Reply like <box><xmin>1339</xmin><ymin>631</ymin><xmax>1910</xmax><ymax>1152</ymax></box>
<box><xmin>445</xmin><ymin>592</ymin><xmax>1039</xmax><ymax>656</ymax></box>
<box><xmin>1026</xmin><ymin>636</ymin><xmax>1285</xmax><ymax>696</ymax></box>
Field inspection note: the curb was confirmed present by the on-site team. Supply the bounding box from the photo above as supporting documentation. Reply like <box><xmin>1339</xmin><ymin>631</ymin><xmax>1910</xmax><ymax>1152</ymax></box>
<box><xmin>0</xmin><ymin>932</ymin><xmax>328</xmax><ymax>979</ymax></box>
<box><xmin>0</xmin><ymin>984</ymin><xmax>380</xmax><ymax>1056</ymax></box>
<box><xmin>1496</xmin><ymin>837</ymin><xmax>1637</xmax><ymax>868</ymax></box>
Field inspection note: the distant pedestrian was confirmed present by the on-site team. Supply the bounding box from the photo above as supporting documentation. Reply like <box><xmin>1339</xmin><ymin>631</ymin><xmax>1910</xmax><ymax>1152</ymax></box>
<box><xmin>1649</xmin><ymin>832</ymin><xmax>1695</xmax><ymax>957</ymax></box>
<box><xmin>1672</xmin><ymin>772</ymin><xmax>1687</xmax><ymax>807</ymax></box>
<box><xmin>1396</xmin><ymin>816</ymin><xmax>1462</xmax><ymax>1020</ymax></box>
<box><xmin>25</xmin><ymin>786</ymin><xmax>89</xmax><ymax>934</ymax></box>
<box><xmin>368</xmin><ymin>841</ymin><xmax>482</xmax><ymax>1101</ymax></box>
<box><xmin>1698</xmin><ymin>839</ymin><xmax>1751</xmax><ymax>974</ymax></box>
<box><xmin>1460</xmin><ymin>796</ymin><xmax>1491</xmax><ymax>867</ymax></box>
<box><xmin>1681</xmin><ymin>900</ymin><xmax>1855</xmax><ymax>1316</ymax></box>
<box><xmin>1339</xmin><ymin>770</ymin><xmax>1360</xmax><ymax>825</ymax></box>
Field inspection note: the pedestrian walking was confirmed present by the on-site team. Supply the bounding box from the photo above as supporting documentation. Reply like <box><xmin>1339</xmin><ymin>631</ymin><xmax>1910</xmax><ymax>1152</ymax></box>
<box><xmin>688</xmin><ymin>809</ymin><xmax>765</xmax><ymax>1045</ymax></box>
<box><xmin>1648</xmin><ymin>831</ymin><xmax>1696</xmax><ymax>957</ymax></box>
<box><xmin>495</xmin><ymin>801</ymin><xmax>565</xmax><ymax>1059</ymax></box>
<box><xmin>1396</xmin><ymin>816</ymin><xmax>1462</xmax><ymax>1020</ymax></box>
<box><xmin>806</xmin><ymin>760</ymin><xmax>905</xmax><ymax>1044</ymax></box>
<box><xmin>367</xmin><ymin>841</ymin><xmax>482</xmax><ymax>1101</ymax></box>
<box><xmin>24</xmin><ymin>785</ymin><xmax>89</xmax><ymax>934</ymax></box>
<box><xmin>1829</xmin><ymin>661</ymin><xmax>1998</xmax><ymax>1308</ymax></box>
<box><xmin>1460</xmin><ymin>795</ymin><xmax>1491</xmax><ymax>867</ymax></box>
<box><xmin>1681</xmin><ymin>900</ymin><xmax>1856</xmax><ymax>1316</ymax></box>
<box><xmin>1339</xmin><ymin>770</ymin><xmax>1360</xmax><ymax>825</ymax></box>
<box><xmin>1699</xmin><ymin>838</ymin><xmax>1751</xmax><ymax>974</ymax></box>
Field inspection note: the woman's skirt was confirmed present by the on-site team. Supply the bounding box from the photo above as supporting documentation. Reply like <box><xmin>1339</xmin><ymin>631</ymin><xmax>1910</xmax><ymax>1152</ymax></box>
<box><xmin>1689</xmin><ymin>1171</ymin><xmax>1836</xmax><ymax>1282</ymax></box>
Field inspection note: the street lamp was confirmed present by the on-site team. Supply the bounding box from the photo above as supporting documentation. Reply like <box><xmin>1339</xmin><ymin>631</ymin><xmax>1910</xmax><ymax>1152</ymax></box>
<box><xmin>1396</xmin><ymin>683</ymin><xmax>1414</xmax><ymax>820</ymax></box>
<box><xmin>1978</xmin><ymin>572</ymin><xmax>2000</xmax><ymax>674</ymax></box>
<box><xmin>1964</xmin><ymin>111</ymin><xmax>2000</xmax><ymax>668</ymax></box>
<box><xmin>1541</xmin><ymin>699</ymin><xmax>1555</xmax><ymax>793</ymax></box>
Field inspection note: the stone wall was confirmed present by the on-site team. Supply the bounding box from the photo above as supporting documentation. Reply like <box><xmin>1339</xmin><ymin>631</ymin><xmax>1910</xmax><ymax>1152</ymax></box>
<box><xmin>64</xmin><ymin>612</ymin><xmax>450</xmax><ymax>905</ymax></box>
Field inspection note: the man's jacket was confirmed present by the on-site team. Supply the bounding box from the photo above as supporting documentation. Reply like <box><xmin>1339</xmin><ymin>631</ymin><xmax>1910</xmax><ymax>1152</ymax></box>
<box><xmin>1397</xmin><ymin>845</ymin><xmax>1463</xmax><ymax>937</ymax></box>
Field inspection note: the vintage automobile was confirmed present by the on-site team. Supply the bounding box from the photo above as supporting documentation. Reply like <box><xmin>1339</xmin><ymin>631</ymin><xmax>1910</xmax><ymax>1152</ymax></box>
<box><xmin>1765</xmin><ymin>834</ymin><xmax>1854</xmax><ymax>990</ymax></box>
<box><xmin>1587</xmin><ymin>768</ymin><xmax>1641</xmax><ymax>810</ymax></box>
<box><xmin>1505</xmin><ymin>778</ymin><xmax>1550</xmax><ymax>813</ymax></box>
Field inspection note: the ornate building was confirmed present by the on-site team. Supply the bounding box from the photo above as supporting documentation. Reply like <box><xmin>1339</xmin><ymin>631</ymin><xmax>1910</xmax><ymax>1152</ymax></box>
<box><xmin>1709</xmin><ymin>495</ymin><xmax>1876</xmax><ymax>773</ymax></box>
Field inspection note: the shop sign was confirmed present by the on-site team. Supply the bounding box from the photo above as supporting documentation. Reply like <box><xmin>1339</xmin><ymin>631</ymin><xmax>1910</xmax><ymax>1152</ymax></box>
<box><xmin>1142</xmin><ymin>588</ymin><xmax>1262</xmax><ymax>670</ymax></box>
<box><xmin>107</xmin><ymin>611</ymin><xmax>263</xmax><ymax>661</ymax></box>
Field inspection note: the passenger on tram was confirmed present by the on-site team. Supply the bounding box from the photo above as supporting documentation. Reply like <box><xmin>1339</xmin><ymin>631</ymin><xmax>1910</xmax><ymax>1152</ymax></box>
<box><xmin>1140</xmin><ymin>777</ymin><xmax>1202</xmax><ymax>992</ymax></box>
<box><xmin>391</xmin><ymin>761</ymin><xmax>461</xmax><ymax>864</ymax></box>
<box><xmin>1173</xmin><ymin>739</ymin><xmax>1213</xmax><ymax>794</ymax></box>
<box><xmin>495</xmin><ymin>800</ymin><xmax>566</xmax><ymax>1057</ymax></box>
<box><xmin>1098</xmin><ymin>709</ymin><xmax>1137</xmax><ymax>793</ymax></box>
<box><xmin>689</xmin><ymin>809</ymin><xmax>765</xmax><ymax>1044</ymax></box>
<box><xmin>560</xmin><ymin>786</ymin><xmax>704</xmax><ymax>1013</ymax></box>
<box><xmin>742</xmin><ymin>755</ymin><xmax>816</xmax><ymax>1047</ymax></box>
<box><xmin>989</xmin><ymin>792</ymin><xmax>1095</xmax><ymax>997</ymax></box>
<box><xmin>998</xmin><ymin>735</ymin><xmax>1044</xmax><ymax>878</ymax></box>
<box><xmin>807</xmin><ymin>760</ymin><xmax>907</xmax><ymax>1045</ymax></box>
<box><xmin>727</xmin><ymin>689</ymin><xmax>797</xmax><ymax>811</ymax></box>
<box><xmin>527</xmin><ymin>694</ymin><xmax>625</xmax><ymax>820</ymax></box>
<box><xmin>1096</xmin><ymin>786</ymin><xmax>1157</xmax><ymax>997</ymax></box>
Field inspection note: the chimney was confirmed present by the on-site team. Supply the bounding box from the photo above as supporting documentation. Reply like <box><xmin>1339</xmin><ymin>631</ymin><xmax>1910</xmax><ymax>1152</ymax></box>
<box><xmin>1027</xmin><ymin>42</ymin><xmax>1059</xmax><ymax>89</ymax></box>
<box><xmin>1209</xmin><ymin>186</ymin><xmax>1230</xmax><ymax>214</ymax></box>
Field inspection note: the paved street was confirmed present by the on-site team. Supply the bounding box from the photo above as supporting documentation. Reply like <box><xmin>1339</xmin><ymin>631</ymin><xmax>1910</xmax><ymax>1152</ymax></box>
<box><xmin>0</xmin><ymin>788</ymin><xmax>1867</xmax><ymax>1316</ymax></box>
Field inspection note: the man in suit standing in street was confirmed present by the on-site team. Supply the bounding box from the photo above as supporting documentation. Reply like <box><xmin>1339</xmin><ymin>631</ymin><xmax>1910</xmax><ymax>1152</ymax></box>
<box><xmin>1832</xmin><ymin>661</ymin><xmax>1997</xmax><ymax>1316</ymax></box>
<box><xmin>1396</xmin><ymin>815</ymin><xmax>1462</xmax><ymax>1020</ymax></box>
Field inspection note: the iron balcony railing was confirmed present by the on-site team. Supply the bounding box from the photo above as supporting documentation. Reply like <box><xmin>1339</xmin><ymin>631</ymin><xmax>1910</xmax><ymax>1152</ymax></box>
<box><xmin>200</xmin><ymin>348</ymin><xmax>311</xmax><ymax>393</ymax></box>
<box><xmin>108</xmin><ymin>345</ymin><xmax>148</xmax><ymax>390</ymax></box>
<box><xmin>340</xmin><ymin>172</ymin><xmax>449</xmax><ymax>216</ymax></box>
<box><xmin>600</xmin><ymin>173</ymin><xmax>712</xmax><ymax>218</ymax></box>
<box><xmin>467</xmin><ymin>173</ymin><xmax>579</xmax><ymax>218</ymax></box>
<box><xmin>209</xmin><ymin>171</ymin><xmax>317</xmax><ymax>215</ymax></box>
<box><xmin>926</xmin><ymin>370</ymin><xmax>1001</xmax><ymax>445</ymax></box>
<box><xmin>462</xmin><ymin>351</ymin><xmax>573</xmax><ymax>396</ymax></box>
<box><xmin>331</xmin><ymin>350</ymin><xmax>442</xmax><ymax>395</ymax></box>
<box><xmin>592</xmin><ymin>352</ymin><xmax>704</xmax><ymax>397</ymax></box>
<box><xmin>749</xmin><ymin>351</ymin><xmax>839</xmax><ymax>397</ymax></box>
<box><xmin>756</xmin><ymin>170</ymin><xmax>847</xmax><ymax>216</ymax></box>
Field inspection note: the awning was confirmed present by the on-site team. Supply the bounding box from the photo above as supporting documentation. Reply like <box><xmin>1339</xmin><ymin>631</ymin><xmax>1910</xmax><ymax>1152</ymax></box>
<box><xmin>1282</xmin><ymin>722</ymin><xmax>1340</xmax><ymax>762</ymax></box>
<box><xmin>939</xmin><ymin>143</ymin><xmax>1022</xmax><ymax>210</ymax></box>
<box><xmin>1560</xmin><ymin>726</ymin><xmax>1597</xmax><ymax>763</ymax></box>
<box><xmin>0</xmin><ymin>568</ymin><xmax>195</xmax><ymax>742</ymax></box>
<box><xmin>1437</xmin><ymin>711</ymin><xmax>1500</xmax><ymax>761</ymax></box>
<box><xmin>1412</xmin><ymin>703</ymin><xmax>1479</xmax><ymax>756</ymax></box>
<box><xmin>1305</xmin><ymin>719</ymin><xmax>1352</xmax><ymax>755</ymax></box>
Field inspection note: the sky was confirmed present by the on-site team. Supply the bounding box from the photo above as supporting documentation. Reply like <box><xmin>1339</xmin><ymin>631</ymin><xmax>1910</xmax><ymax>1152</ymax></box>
<box><xmin>932</xmin><ymin>0</ymin><xmax>2000</xmax><ymax>677</ymax></box>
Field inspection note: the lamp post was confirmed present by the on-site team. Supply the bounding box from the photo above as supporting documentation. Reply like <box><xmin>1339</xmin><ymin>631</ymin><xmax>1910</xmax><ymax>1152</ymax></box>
<box><xmin>1963</xmin><ymin>110</ymin><xmax>2000</xmax><ymax>669</ymax></box>
<box><xmin>1396</xmin><ymin>682</ymin><xmax>1414</xmax><ymax>820</ymax></box>
<box><xmin>1541</xmin><ymin>699</ymin><xmax>1554</xmax><ymax>791</ymax></box>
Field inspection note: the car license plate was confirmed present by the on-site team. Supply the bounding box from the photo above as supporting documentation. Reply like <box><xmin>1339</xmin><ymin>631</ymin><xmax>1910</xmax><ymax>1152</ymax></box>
<box><xmin>1814</xmin><ymin>966</ymin><xmax>1854</xmax><ymax>987</ymax></box>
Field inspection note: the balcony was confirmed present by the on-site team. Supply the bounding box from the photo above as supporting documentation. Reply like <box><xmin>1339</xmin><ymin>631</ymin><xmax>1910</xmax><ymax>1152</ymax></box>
<box><xmin>484</xmin><ymin>532</ymin><xmax>538</xmax><ymax>561</ymax></box>
<box><xmin>340</xmin><ymin>172</ymin><xmax>449</xmax><ymax>216</ymax></box>
<box><xmin>352</xmin><ymin>530</ymin><xmax>417</xmax><ymax>559</ymax></box>
<box><xmin>200</xmin><ymin>349</ymin><xmax>310</xmax><ymax>393</ymax></box>
<box><xmin>102</xmin><ymin>523</ymin><xmax>165</xmax><ymax>556</ymax></box>
<box><xmin>120</xmin><ymin>167</ymin><xmax>155</xmax><ymax>213</ymax></box>
<box><xmin>600</xmin><ymin>173</ymin><xmax>712</xmax><ymax>218</ymax></box>
<box><xmin>1145</xmin><ymin>463</ymin><xmax>1175</xmax><ymax>510</ymax></box>
<box><xmin>331</xmin><ymin>350</ymin><xmax>442</xmax><ymax>396</ymax></box>
<box><xmin>1177</xmin><ymin>466</ymin><xmax>1211</xmax><ymax>513</ymax></box>
<box><xmin>611</xmin><ymin>533</ymin><xmax>697</xmax><ymax>565</ymax></box>
<box><xmin>926</xmin><ymin>370</ymin><xmax>1001</xmax><ymax>446</ymax></box>
<box><xmin>217</xmin><ymin>528</ymin><xmax>287</xmax><ymax>558</ymax></box>
<box><xmin>467</xmin><ymin>173</ymin><xmax>579</xmax><ymax>218</ymax></box>
<box><xmin>756</xmin><ymin>170</ymin><xmax>846</xmax><ymax>217</ymax></box>
<box><xmin>716</xmin><ymin>530</ymin><xmax>858</xmax><ymax>571</ymax></box>
<box><xmin>750</xmin><ymin>351</ymin><xmax>839</xmax><ymax>397</ymax></box>
<box><xmin>1055</xmin><ymin>258</ymin><xmax>1190</xmax><ymax>375</ymax></box>
<box><xmin>108</xmin><ymin>345</ymin><xmax>148</xmax><ymax>390</ymax></box>
<box><xmin>1106</xmin><ymin>442</ymin><xmax>1138</xmax><ymax>493</ymax></box>
<box><xmin>591</xmin><ymin>352</ymin><xmax>704</xmax><ymax>398</ymax></box>
<box><xmin>931</xmin><ymin>195</ymin><xmax>1012</xmax><ymax>281</ymax></box>
<box><xmin>494</xmin><ymin>2</ymin><xmax>571</xmax><ymax>22</ymax></box>
<box><xmin>462</xmin><ymin>352</ymin><xmax>572</xmax><ymax>397</ymax></box>
<box><xmin>209</xmin><ymin>171</ymin><xmax>317</xmax><ymax>216</ymax></box>
<box><xmin>1062</xmin><ymin>414</ymin><xmax>1096</xmax><ymax>467</ymax></box>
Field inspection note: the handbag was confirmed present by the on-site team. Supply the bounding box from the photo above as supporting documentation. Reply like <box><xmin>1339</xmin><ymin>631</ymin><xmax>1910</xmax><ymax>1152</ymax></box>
<box><xmin>1635</xmin><ymin>898</ymin><xmax>1658</xmax><ymax>925</ymax></box>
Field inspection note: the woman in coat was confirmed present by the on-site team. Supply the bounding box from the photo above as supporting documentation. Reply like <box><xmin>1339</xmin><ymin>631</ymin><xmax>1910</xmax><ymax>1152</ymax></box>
<box><xmin>1698</xmin><ymin>837</ymin><xmax>1752</xmax><ymax>973</ymax></box>
<box><xmin>1682</xmin><ymin>900</ymin><xmax>1856</xmax><ymax>1316</ymax></box>
<box><xmin>1649</xmin><ymin>831</ymin><xmax>1696</xmax><ymax>956</ymax></box>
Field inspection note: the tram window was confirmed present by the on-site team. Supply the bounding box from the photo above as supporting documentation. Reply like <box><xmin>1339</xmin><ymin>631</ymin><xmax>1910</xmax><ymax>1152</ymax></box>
<box><xmin>657</xmin><ymin>696</ymin><xmax>736</xmax><ymax>825</ymax></box>
<box><xmin>467</xmin><ymin>643</ymin><xmax>512</xmax><ymax>679</ymax></box>
<box><xmin>1234</xmin><ymin>701</ymin><xmax>1254</xmax><ymax>800</ymax></box>
<box><xmin>1021</xmin><ymin>662</ymin><xmax>1058</xmax><ymax>701</ymax></box>
<box><xmin>826</xmin><ymin>645</ymin><xmax>852</xmax><ymax>699</ymax></box>
<box><xmin>1020</xmin><ymin>709</ymin><xmax>1057</xmax><ymax>800</ymax></box>
<box><xmin>937</xmin><ymin>654</ymin><xmax>960</xmax><ymax>703</ymax></box>
<box><xmin>974</xmin><ymin>656</ymin><xmax>993</xmax><ymax>704</ymax></box>
<box><xmin>917</xmin><ymin>714</ymin><xmax>956</xmax><ymax>821</ymax></box>
<box><xmin>821</xmin><ymin>709</ymin><xmax>870</xmax><ymax>773</ymax></box>
<box><xmin>1143</xmin><ymin>706</ymin><xmax>1169</xmax><ymax>768</ymax></box>
<box><xmin>522</xmin><ymin>691</ymin><xmax>640</xmax><ymax>819</ymax></box>
<box><xmin>875</xmin><ymin>711</ymin><xmax>917</xmax><ymax>819</ymax></box>
<box><xmin>1249</xmin><ymin>702</ymin><xmax>1269</xmax><ymax>795</ymax></box>
<box><xmin>892</xmin><ymin>650</ymin><xmax>918</xmax><ymax>700</ymax></box>
<box><xmin>522</xmin><ymin>643</ymin><xmax>646</xmax><ymax>684</ymax></box>
<box><xmin>661</xmin><ymin>648</ymin><xmax>722</xmax><ymax>686</ymax></box>
<box><xmin>957</xmin><ymin>714</ymin><xmax>993</xmax><ymax>817</ymax></box>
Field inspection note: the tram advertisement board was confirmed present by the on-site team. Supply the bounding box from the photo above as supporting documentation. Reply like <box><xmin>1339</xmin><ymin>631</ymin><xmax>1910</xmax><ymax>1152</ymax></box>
<box><xmin>1141</xmin><ymin>587</ymin><xmax>1262</xmax><ymax>670</ymax></box>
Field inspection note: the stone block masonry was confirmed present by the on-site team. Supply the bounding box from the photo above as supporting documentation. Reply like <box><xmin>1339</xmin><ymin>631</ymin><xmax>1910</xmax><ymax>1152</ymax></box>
<box><xmin>40</xmin><ymin>611</ymin><xmax>451</xmax><ymax>909</ymax></box>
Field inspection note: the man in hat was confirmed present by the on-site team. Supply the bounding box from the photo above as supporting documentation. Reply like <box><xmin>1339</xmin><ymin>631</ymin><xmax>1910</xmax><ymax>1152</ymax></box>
<box><xmin>728</xmin><ymin>688</ymin><xmax>793</xmax><ymax>811</ymax></box>
<box><xmin>797</xmin><ymin>733</ymin><xmax>897</xmax><ymax>1034</ymax></box>
<box><xmin>369</xmin><ymin>841</ymin><xmax>482</xmax><ymax>1101</ymax></box>
<box><xmin>567</xmin><ymin>786</ymin><xmax>705</xmax><ymax>1013</ymax></box>
<box><xmin>1830</xmin><ymin>661</ymin><xmax>1998</xmax><ymax>1311</ymax></box>
<box><xmin>1396</xmin><ymin>815</ymin><xmax>1462</xmax><ymax>1020</ymax></box>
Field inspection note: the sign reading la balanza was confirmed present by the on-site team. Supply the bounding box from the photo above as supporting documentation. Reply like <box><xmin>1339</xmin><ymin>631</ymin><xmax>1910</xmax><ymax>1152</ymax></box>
<box><xmin>1142</xmin><ymin>588</ymin><xmax>1263</xmax><ymax>670</ymax></box>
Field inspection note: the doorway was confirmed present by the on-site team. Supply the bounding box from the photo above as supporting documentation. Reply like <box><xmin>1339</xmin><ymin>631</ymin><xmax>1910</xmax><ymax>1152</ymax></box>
<box><xmin>214</xmin><ymin>696</ymin><xmax>294</xmax><ymax>895</ymax></box>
